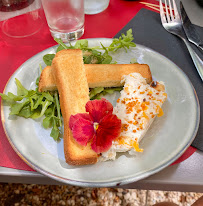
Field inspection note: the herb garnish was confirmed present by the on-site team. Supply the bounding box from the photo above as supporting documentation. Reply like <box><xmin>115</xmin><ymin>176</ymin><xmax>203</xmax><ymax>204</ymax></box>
<box><xmin>43</xmin><ymin>28</ymin><xmax>136</xmax><ymax>66</ymax></box>
<box><xmin>0</xmin><ymin>29</ymin><xmax>136</xmax><ymax>141</ymax></box>
<box><xmin>1</xmin><ymin>77</ymin><xmax>62</xmax><ymax>141</ymax></box>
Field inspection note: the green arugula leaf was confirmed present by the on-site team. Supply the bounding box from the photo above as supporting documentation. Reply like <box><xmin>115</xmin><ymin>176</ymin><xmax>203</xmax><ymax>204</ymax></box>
<box><xmin>54</xmin><ymin>92</ymin><xmax>62</xmax><ymax>127</ymax></box>
<box><xmin>74</xmin><ymin>39</ymin><xmax>88</xmax><ymax>49</ymax></box>
<box><xmin>54</xmin><ymin>38</ymin><xmax>69</xmax><ymax>50</ymax></box>
<box><xmin>39</xmin><ymin>99</ymin><xmax>52</xmax><ymax>118</ymax></box>
<box><xmin>107</xmin><ymin>29</ymin><xmax>136</xmax><ymax>52</ymax></box>
<box><xmin>56</xmin><ymin>45</ymin><xmax>65</xmax><ymax>53</ymax></box>
<box><xmin>42</xmin><ymin>92</ymin><xmax>54</xmax><ymax>102</ymax></box>
<box><xmin>0</xmin><ymin>92</ymin><xmax>23</xmax><ymax>103</ymax></box>
<box><xmin>32</xmin><ymin>95</ymin><xmax>43</xmax><ymax>110</ymax></box>
<box><xmin>30</xmin><ymin>109</ymin><xmax>41</xmax><ymax>119</ymax></box>
<box><xmin>50</xmin><ymin>125</ymin><xmax>60</xmax><ymax>141</ymax></box>
<box><xmin>101</xmin><ymin>55</ymin><xmax>112</xmax><ymax>64</ymax></box>
<box><xmin>44</xmin><ymin>106</ymin><xmax>54</xmax><ymax>117</ymax></box>
<box><xmin>18</xmin><ymin>104</ymin><xmax>34</xmax><ymax>118</ymax></box>
<box><xmin>89</xmin><ymin>87</ymin><xmax>123</xmax><ymax>100</ymax></box>
<box><xmin>89</xmin><ymin>87</ymin><xmax>104</xmax><ymax>99</ymax></box>
<box><xmin>43</xmin><ymin>54</ymin><xmax>55</xmax><ymax>66</ymax></box>
<box><xmin>15</xmin><ymin>78</ymin><xmax>28</xmax><ymax>96</ymax></box>
<box><xmin>9</xmin><ymin>99</ymin><xmax>30</xmax><ymax>115</ymax></box>
<box><xmin>42</xmin><ymin>116</ymin><xmax>52</xmax><ymax>129</ymax></box>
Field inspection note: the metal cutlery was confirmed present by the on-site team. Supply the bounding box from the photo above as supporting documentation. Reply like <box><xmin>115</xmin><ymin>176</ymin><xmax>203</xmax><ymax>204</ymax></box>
<box><xmin>159</xmin><ymin>0</ymin><xmax>203</xmax><ymax>81</ymax></box>
<box><xmin>180</xmin><ymin>1</ymin><xmax>203</xmax><ymax>52</ymax></box>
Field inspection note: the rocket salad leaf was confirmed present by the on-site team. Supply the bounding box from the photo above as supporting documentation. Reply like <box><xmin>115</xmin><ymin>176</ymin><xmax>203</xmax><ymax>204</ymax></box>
<box><xmin>89</xmin><ymin>87</ymin><xmax>123</xmax><ymax>100</ymax></box>
<box><xmin>43</xmin><ymin>29</ymin><xmax>136</xmax><ymax>66</ymax></box>
<box><xmin>0</xmin><ymin>78</ymin><xmax>62</xmax><ymax>141</ymax></box>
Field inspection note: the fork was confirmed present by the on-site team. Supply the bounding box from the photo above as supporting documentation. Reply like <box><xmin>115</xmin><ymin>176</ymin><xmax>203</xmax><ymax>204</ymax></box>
<box><xmin>159</xmin><ymin>0</ymin><xmax>203</xmax><ymax>81</ymax></box>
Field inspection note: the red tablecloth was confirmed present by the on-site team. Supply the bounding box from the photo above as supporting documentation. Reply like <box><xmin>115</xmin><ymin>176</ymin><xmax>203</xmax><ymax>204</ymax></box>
<box><xmin>0</xmin><ymin>0</ymin><xmax>196</xmax><ymax>172</ymax></box>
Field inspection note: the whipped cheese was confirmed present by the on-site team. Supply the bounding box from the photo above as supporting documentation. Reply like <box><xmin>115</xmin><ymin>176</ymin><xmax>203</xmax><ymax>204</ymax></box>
<box><xmin>100</xmin><ymin>73</ymin><xmax>167</xmax><ymax>161</ymax></box>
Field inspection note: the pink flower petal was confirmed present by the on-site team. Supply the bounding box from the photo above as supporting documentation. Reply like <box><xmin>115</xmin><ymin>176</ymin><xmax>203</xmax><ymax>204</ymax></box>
<box><xmin>71</xmin><ymin>118</ymin><xmax>94</xmax><ymax>146</ymax></box>
<box><xmin>91</xmin><ymin>114</ymin><xmax>121</xmax><ymax>153</ymax></box>
<box><xmin>85</xmin><ymin>98</ymin><xmax>113</xmax><ymax>123</ymax></box>
<box><xmin>69</xmin><ymin>113</ymin><xmax>92</xmax><ymax>130</ymax></box>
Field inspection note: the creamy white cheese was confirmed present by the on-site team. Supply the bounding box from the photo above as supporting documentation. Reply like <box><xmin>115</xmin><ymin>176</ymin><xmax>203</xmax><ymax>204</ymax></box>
<box><xmin>100</xmin><ymin>73</ymin><xmax>167</xmax><ymax>162</ymax></box>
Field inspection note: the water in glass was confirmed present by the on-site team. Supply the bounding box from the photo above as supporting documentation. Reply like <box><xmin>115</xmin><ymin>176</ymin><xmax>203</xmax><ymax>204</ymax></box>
<box><xmin>41</xmin><ymin>0</ymin><xmax>84</xmax><ymax>42</ymax></box>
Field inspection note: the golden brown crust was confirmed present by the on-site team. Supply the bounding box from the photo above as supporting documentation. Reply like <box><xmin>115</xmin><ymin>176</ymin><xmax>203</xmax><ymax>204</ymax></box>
<box><xmin>52</xmin><ymin>49</ymin><xmax>98</xmax><ymax>165</ymax></box>
<box><xmin>38</xmin><ymin>64</ymin><xmax>152</xmax><ymax>92</ymax></box>
<box><xmin>38</xmin><ymin>66</ymin><xmax>57</xmax><ymax>92</ymax></box>
<box><xmin>86</xmin><ymin>64</ymin><xmax>152</xmax><ymax>87</ymax></box>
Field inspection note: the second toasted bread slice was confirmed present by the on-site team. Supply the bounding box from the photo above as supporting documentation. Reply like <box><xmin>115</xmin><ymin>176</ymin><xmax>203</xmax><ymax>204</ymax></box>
<box><xmin>52</xmin><ymin>49</ymin><xmax>98</xmax><ymax>165</ymax></box>
<box><xmin>39</xmin><ymin>64</ymin><xmax>152</xmax><ymax>92</ymax></box>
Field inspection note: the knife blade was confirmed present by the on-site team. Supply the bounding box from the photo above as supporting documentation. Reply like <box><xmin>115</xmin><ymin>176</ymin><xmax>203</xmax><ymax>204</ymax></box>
<box><xmin>180</xmin><ymin>1</ymin><xmax>203</xmax><ymax>51</ymax></box>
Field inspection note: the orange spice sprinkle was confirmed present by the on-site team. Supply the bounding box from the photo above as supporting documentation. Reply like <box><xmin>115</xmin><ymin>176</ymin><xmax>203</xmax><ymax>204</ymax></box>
<box><xmin>141</xmin><ymin>102</ymin><xmax>148</xmax><ymax>111</ymax></box>
<box><xmin>124</xmin><ymin>98</ymin><xmax>130</xmax><ymax>102</ymax></box>
<box><xmin>137</xmin><ymin>109</ymin><xmax>142</xmax><ymax>113</ymax></box>
<box><xmin>117</xmin><ymin>98</ymin><xmax>120</xmax><ymax>103</ymax></box>
<box><xmin>131</xmin><ymin>139</ymin><xmax>143</xmax><ymax>152</ymax></box>
<box><xmin>155</xmin><ymin>105</ymin><xmax>160</xmax><ymax>113</ymax></box>
<box><xmin>157</xmin><ymin>107</ymin><xmax>164</xmax><ymax>117</ymax></box>
<box><xmin>116</xmin><ymin>136</ymin><xmax>126</xmax><ymax>145</ymax></box>
<box><xmin>139</xmin><ymin>123</ymin><xmax>144</xmax><ymax>130</ymax></box>
<box><xmin>133</xmin><ymin>130</ymin><xmax>136</xmax><ymax>133</ymax></box>
<box><xmin>143</xmin><ymin>112</ymin><xmax>149</xmax><ymax>120</ymax></box>
<box><xmin>126</xmin><ymin>101</ymin><xmax>138</xmax><ymax>114</ymax></box>
<box><xmin>121</xmin><ymin>124</ymin><xmax>129</xmax><ymax>132</ymax></box>
<box><xmin>121</xmin><ymin>100</ymin><xmax>125</xmax><ymax>104</ymax></box>
<box><xmin>133</xmin><ymin>121</ymin><xmax>138</xmax><ymax>125</ymax></box>
<box><xmin>117</xmin><ymin>137</ymin><xmax>143</xmax><ymax>152</ymax></box>
<box><xmin>124</xmin><ymin>87</ymin><xmax>129</xmax><ymax>93</ymax></box>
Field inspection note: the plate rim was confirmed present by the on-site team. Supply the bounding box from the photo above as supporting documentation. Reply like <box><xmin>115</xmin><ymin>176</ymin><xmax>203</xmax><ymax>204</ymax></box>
<box><xmin>1</xmin><ymin>38</ymin><xmax>200</xmax><ymax>187</ymax></box>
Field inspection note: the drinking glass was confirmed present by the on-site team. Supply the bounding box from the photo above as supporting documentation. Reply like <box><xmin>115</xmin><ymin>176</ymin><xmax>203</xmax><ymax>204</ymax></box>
<box><xmin>41</xmin><ymin>0</ymin><xmax>84</xmax><ymax>42</ymax></box>
<box><xmin>84</xmin><ymin>0</ymin><xmax>110</xmax><ymax>15</ymax></box>
<box><xmin>0</xmin><ymin>0</ymin><xmax>43</xmax><ymax>38</ymax></box>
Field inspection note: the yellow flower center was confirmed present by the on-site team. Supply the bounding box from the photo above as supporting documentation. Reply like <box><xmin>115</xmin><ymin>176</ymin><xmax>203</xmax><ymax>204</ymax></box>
<box><xmin>93</xmin><ymin>122</ymin><xmax>99</xmax><ymax>131</ymax></box>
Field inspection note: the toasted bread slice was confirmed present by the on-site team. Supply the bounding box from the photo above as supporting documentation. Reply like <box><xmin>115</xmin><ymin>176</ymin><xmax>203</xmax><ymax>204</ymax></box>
<box><xmin>52</xmin><ymin>49</ymin><xmax>98</xmax><ymax>165</ymax></box>
<box><xmin>86</xmin><ymin>64</ymin><xmax>152</xmax><ymax>88</ymax></box>
<box><xmin>38</xmin><ymin>64</ymin><xmax>152</xmax><ymax>92</ymax></box>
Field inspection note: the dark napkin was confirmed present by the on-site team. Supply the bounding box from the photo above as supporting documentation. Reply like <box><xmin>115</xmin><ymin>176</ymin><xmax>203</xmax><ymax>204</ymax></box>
<box><xmin>114</xmin><ymin>8</ymin><xmax>203</xmax><ymax>151</ymax></box>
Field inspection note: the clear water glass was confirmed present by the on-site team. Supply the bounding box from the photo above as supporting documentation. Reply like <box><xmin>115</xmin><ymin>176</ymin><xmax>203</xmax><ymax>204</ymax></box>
<box><xmin>84</xmin><ymin>0</ymin><xmax>110</xmax><ymax>15</ymax></box>
<box><xmin>1</xmin><ymin>0</ymin><xmax>43</xmax><ymax>38</ymax></box>
<box><xmin>41</xmin><ymin>0</ymin><xmax>84</xmax><ymax>42</ymax></box>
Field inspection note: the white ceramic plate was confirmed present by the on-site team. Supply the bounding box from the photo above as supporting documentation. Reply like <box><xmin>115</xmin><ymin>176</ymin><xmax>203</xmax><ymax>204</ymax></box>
<box><xmin>1</xmin><ymin>38</ymin><xmax>200</xmax><ymax>187</ymax></box>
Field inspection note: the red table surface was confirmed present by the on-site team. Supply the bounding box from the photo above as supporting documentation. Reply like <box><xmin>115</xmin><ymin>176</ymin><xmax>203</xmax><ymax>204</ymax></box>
<box><xmin>0</xmin><ymin>0</ymin><xmax>196</xmax><ymax>172</ymax></box>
